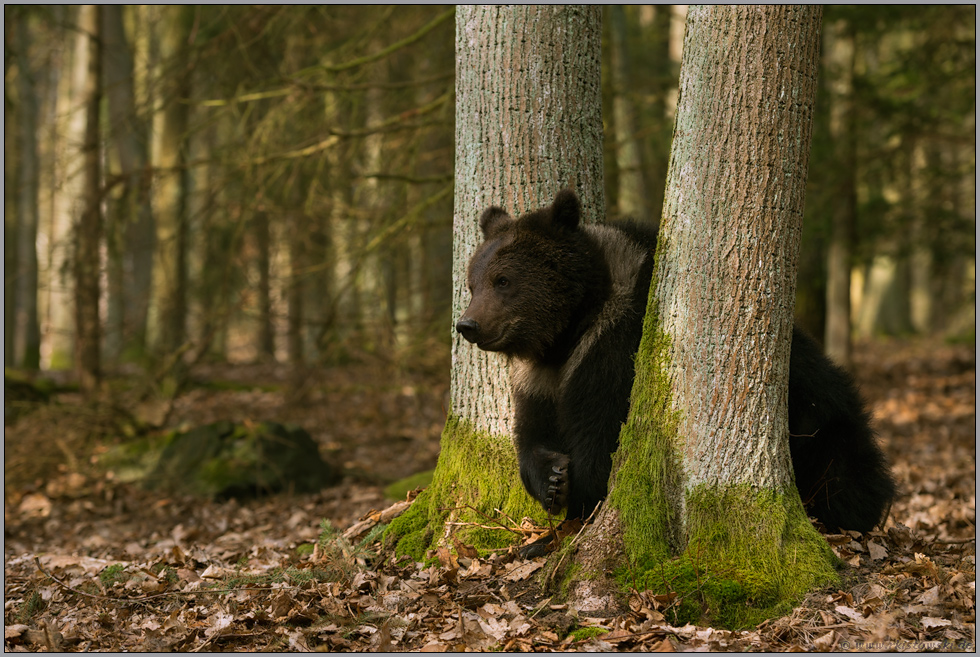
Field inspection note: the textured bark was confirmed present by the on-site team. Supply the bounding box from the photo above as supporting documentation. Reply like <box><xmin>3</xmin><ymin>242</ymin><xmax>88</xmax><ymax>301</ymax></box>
<box><xmin>658</xmin><ymin>5</ymin><xmax>821</xmax><ymax>490</ymax></box>
<box><xmin>74</xmin><ymin>4</ymin><xmax>102</xmax><ymax>392</ymax></box>
<box><xmin>388</xmin><ymin>5</ymin><xmax>604</xmax><ymax>557</ymax></box>
<box><xmin>452</xmin><ymin>4</ymin><xmax>604</xmax><ymax>435</ymax></box>
<box><xmin>571</xmin><ymin>6</ymin><xmax>834</xmax><ymax>626</ymax></box>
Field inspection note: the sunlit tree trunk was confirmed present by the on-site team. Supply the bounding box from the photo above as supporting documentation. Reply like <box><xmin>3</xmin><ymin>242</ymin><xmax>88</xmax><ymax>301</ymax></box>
<box><xmin>74</xmin><ymin>4</ymin><xmax>103</xmax><ymax>393</ymax></box>
<box><xmin>14</xmin><ymin>15</ymin><xmax>42</xmax><ymax>369</ymax></box>
<box><xmin>45</xmin><ymin>6</ymin><xmax>87</xmax><ymax>370</ymax></box>
<box><xmin>823</xmin><ymin>19</ymin><xmax>856</xmax><ymax>366</ymax></box>
<box><xmin>148</xmin><ymin>5</ymin><xmax>193</xmax><ymax>362</ymax></box>
<box><xmin>908</xmin><ymin>141</ymin><xmax>934</xmax><ymax>334</ymax></box>
<box><xmin>570</xmin><ymin>5</ymin><xmax>835</xmax><ymax>626</ymax></box>
<box><xmin>387</xmin><ymin>4</ymin><xmax>604</xmax><ymax>555</ymax></box>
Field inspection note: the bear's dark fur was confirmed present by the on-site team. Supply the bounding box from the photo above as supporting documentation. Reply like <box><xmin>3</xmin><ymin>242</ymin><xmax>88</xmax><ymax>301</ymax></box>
<box><xmin>457</xmin><ymin>189</ymin><xmax>895</xmax><ymax>534</ymax></box>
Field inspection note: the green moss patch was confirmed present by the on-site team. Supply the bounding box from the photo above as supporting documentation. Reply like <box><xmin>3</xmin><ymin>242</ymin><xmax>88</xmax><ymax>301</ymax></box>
<box><xmin>384</xmin><ymin>469</ymin><xmax>434</xmax><ymax>500</ymax></box>
<box><xmin>620</xmin><ymin>485</ymin><xmax>838</xmax><ymax>629</ymax></box>
<box><xmin>384</xmin><ymin>414</ymin><xmax>548</xmax><ymax>560</ymax></box>
<box><xmin>609</xmin><ymin>290</ymin><xmax>684</xmax><ymax>567</ymax></box>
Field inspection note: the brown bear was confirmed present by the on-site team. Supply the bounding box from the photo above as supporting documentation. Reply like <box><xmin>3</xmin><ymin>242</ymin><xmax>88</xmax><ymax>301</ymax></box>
<box><xmin>457</xmin><ymin>189</ymin><xmax>895</xmax><ymax>543</ymax></box>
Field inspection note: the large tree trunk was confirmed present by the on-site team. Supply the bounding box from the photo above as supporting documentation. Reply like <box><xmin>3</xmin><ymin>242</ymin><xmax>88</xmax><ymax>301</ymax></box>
<box><xmin>387</xmin><ymin>4</ymin><xmax>604</xmax><ymax>556</ymax></box>
<box><xmin>14</xmin><ymin>15</ymin><xmax>42</xmax><ymax>369</ymax></box>
<box><xmin>74</xmin><ymin>4</ymin><xmax>103</xmax><ymax>393</ymax></box>
<box><xmin>570</xmin><ymin>5</ymin><xmax>836</xmax><ymax>628</ymax></box>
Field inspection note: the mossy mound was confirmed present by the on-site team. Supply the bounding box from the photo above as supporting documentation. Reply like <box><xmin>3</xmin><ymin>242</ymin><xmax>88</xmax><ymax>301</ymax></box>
<box><xmin>103</xmin><ymin>421</ymin><xmax>340</xmax><ymax>499</ymax></box>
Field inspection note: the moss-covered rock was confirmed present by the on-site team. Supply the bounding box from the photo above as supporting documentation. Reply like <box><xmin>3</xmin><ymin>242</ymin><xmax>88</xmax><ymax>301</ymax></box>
<box><xmin>103</xmin><ymin>421</ymin><xmax>339</xmax><ymax>499</ymax></box>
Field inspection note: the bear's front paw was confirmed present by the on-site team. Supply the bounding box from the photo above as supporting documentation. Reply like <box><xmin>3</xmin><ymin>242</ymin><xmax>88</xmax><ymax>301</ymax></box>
<box><xmin>543</xmin><ymin>454</ymin><xmax>570</xmax><ymax>515</ymax></box>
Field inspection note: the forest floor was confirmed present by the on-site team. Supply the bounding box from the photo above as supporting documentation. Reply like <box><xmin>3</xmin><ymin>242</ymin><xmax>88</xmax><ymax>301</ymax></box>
<box><xmin>4</xmin><ymin>338</ymin><xmax>975</xmax><ymax>652</ymax></box>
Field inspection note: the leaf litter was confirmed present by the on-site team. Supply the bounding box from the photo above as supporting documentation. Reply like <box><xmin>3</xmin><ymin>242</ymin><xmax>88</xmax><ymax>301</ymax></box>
<box><xmin>4</xmin><ymin>340</ymin><xmax>975</xmax><ymax>651</ymax></box>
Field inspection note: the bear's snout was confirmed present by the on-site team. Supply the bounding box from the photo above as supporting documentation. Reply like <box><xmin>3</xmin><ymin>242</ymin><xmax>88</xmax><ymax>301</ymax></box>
<box><xmin>455</xmin><ymin>318</ymin><xmax>481</xmax><ymax>344</ymax></box>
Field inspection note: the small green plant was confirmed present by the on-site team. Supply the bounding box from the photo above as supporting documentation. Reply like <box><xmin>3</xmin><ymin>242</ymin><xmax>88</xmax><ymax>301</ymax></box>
<box><xmin>162</xmin><ymin>567</ymin><xmax>179</xmax><ymax>585</ymax></box>
<box><xmin>99</xmin><ymin>564</ymin><xmax>128</xmax><ymax>587</ymax></box>
<box><xmin>569</xmin><ymin>626</ymin><xmax>609</xmax><ymax>641</ymax></box>
<box><xmin>18</xmin><ymin>590</ymin><xmax>44</xmax><ymax>623</ymax></box>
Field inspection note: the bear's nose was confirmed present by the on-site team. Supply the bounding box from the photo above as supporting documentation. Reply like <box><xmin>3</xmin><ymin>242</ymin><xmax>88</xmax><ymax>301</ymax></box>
<box><xmin>455</xmin><ymin>318</ymin><xmax>480</xmax><ymax>343</ymax></box>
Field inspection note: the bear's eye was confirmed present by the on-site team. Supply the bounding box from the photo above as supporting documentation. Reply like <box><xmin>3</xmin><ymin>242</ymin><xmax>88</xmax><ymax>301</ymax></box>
<box><xmin>495</xmin><ymin>276</ymin><xmax>510</xmax><ymax>289</ymax></box>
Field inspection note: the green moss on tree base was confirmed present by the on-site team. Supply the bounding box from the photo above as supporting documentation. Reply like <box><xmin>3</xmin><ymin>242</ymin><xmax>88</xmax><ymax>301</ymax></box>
<box><xmin>599</xmin><ymin>264</ymin><xmax>837</xmax><ymax>629</ymax></box>
<box><xmin>609</xmin><ymin>300</ymin><xmax>683</xmax><ymax>566</ymax></box>
<box><xmin>617</xmin><ymin>485</ymin><xmax>838</xmax><ymax>629</ymax></box>
<box><xmin>384</xmin><ymin>414</ymin><xmax>548</xmax><ymax>560</ymax></box>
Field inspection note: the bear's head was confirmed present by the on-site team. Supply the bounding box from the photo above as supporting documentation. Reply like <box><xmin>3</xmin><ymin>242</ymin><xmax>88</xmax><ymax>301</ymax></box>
<box><xmin>456</xmin><ymin>189</ymin><xmax>609</xmax><ymax>361</ymax></box>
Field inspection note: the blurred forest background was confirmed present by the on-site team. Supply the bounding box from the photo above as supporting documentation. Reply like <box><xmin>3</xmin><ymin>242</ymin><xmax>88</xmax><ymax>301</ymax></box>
<box><xmin>2</xmin><ymin>9</ymin><xmax>976</xmax><ymax>650</ymax></box>
<box><xmin>4</xmin><ymin>5</ymin><xmax>974</xmax><ymax>389</ymax></box>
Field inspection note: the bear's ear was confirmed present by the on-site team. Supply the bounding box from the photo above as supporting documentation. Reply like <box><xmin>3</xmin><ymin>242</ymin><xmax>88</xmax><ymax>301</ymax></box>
<box><xmin>551</xmin><ymin>188</ymin><xmax>581</xmax><ymax>231</ymax></box>
<box><xmin>479</xmin><ymin>206</ymin><xmax>512</xmax><ymax>238</ymax></box>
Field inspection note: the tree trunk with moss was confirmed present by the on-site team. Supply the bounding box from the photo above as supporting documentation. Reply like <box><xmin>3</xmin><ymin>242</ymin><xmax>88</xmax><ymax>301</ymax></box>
<box><xmin>387</xmin><ymin>5</ymin><xmax>604</xmax><ymax>558</ymax></box>
<box><xmin>569</xmin><ymin>5</ymin><xmax>837</xmax><ymax>629</ymax></box>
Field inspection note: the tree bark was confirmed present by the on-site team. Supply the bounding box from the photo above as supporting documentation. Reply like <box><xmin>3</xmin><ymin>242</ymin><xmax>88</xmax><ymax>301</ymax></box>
<box><xmin>571</xmin><ymin>5</ymin><xmax>836</xmax><ymax>628</ymax></box>
<box><xmin>14</xmin><ymin>15</ymin><xmax>42</xmax><ymax>369</ymax></box>
<box><xmin>102</xmin><ymin>5</ymin><xmax>155</xmax><ymax>359</ymax></box>
<box><xmin>387</xmin><ymin>4</ymin><xmax>604</xmax><ymax>556</ymax></box>
<box><xmin>148</xmin><ymin>5</ymin><xmax>192</xmax><ymax>361</ymax></box>
<box><xmin>46</xmin><ymin>5</ymin><xmax>87</xmax><ymax>370</ymax></box>
<box><xmin>608</xmin><ymin>5</ymin><xmax>649</xmax><ymax>220</ymax></box>
<box><xmin>74</xmin><ymin>4</ymin><xmax>102</xmax><ymax>393</ymax></box>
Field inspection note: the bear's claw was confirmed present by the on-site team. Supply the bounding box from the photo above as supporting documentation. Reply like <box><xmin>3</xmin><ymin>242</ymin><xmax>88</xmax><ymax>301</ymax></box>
<box><xmin>544</xmin><ymin>461</ymin><xmax>569</xmax><ymax>515</ymax></box>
